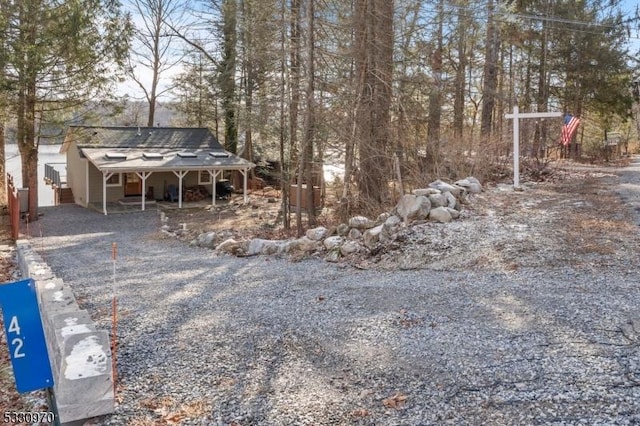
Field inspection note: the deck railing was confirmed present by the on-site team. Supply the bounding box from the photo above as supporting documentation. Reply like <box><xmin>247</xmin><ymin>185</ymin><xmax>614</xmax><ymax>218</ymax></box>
<box><xmin>44</xmin><ymin>163</ymin><xmax>66</xmax><ymax>188</ymax></box>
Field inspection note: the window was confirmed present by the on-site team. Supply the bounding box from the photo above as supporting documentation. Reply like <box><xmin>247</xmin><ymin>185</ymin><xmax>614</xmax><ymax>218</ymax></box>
<box><xmin>198</xmin><ymin>170</ymin><xmax>212</xmax><ymax>185</ymax></box>
<box><xmin>106</xmin><ymin>173</ymin><xmax>121</xmax><ymax>187</ymax></box>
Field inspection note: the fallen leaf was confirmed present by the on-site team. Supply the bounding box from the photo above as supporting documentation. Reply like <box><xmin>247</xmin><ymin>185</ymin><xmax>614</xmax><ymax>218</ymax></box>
<box><xmin>351</xmin><ymin>408</ymin><xmax>369</xmax><ymax>417</ymax></box>
<box><xmin>382</xmin><ymin>392</ymin><xmax>408</xmax><ymax>409</ymax></box>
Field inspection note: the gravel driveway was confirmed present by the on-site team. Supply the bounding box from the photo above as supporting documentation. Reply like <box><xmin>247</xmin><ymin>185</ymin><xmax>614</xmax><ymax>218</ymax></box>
<box><xmin>31</xmin><ymin>163</ymin><xmax>640</xmax><ymax>425</ymax></box>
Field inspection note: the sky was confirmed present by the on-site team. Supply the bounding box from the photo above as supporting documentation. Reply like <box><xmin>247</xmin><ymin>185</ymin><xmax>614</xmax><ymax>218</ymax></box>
<box><xmin>116</xmin><ymin>0</ymin><xmax>640</xmax><ymax>102</ymax></box>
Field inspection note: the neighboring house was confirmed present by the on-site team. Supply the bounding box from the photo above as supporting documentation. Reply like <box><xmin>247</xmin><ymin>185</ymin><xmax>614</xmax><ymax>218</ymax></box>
<box><xmin>57</xmin><ymin>126</ymin><xmax>254</xmax><ymax>214</ymax></box>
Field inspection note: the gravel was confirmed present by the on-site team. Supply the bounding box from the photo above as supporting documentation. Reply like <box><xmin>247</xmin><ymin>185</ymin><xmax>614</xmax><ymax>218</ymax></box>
<box><xmin>29</xmin><ymin>165</ymin><xmax>640</xmax><ymax>425</ymax></box>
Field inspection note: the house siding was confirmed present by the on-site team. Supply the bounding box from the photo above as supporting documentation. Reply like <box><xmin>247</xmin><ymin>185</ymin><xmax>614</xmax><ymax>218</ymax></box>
<box><xmin>66</xmin><ymin>143</ymin><xmax>88</xmax><ymax>206</ymax></box>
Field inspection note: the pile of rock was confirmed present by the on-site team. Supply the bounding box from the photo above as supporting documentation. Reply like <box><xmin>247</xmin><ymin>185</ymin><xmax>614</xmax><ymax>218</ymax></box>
<box><xmin>211</xmin><ymin>177</ymin><xmax>482</xmax><ymax>261</ymax></box>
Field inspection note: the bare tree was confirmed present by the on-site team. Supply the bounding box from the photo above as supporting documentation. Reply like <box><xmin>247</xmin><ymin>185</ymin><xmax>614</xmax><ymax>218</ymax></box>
<box><xmin>129</xmin><ymin>0</ymin><xmax>184</xmax><ymax>127</ymax></box>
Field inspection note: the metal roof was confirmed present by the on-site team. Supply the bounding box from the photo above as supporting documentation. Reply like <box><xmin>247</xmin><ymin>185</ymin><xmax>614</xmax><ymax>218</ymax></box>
<box><xmin>62</xmin><ymin>126</ymin><xmax>254</xmax><ymax>172</ymax></box>
<box><xmin>62</xmin><ymin>126</ymin><xmax>226</xmax><ymax>151</ymax></box>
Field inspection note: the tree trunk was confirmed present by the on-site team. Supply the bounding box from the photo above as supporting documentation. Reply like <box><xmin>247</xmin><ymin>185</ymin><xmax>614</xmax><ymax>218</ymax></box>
<box><xmin>219</xmin><ymin>0</ymin><xmax>238</xmax><ymax>153</ymax></box>
<box><xmin>279</xmin><ymin>0</ymin><xmax>290</xmax><ymax>229</ymax></box>
<box><xmin>453</xmin><ymin>0</ymin><xmax>467</xmax><ymax>140</ymax></box>
<box><xmin>354</xmin><ymin>0</ymin><xmax>394</xmax><ymax>209</ymax></box>
<box><xmin>426</xmin><ymin>0</ymin><xmax>444</xmax><ymax>171</ymax></box>
<box><xmin>480</xmin><ymin>0</ymin><xmax>499</xmax><ymax>139</ymax></box>
<box><xmin>302</xmin><ymin>0</ymin><xmax>316</xmax><ymax>229</ymax></box>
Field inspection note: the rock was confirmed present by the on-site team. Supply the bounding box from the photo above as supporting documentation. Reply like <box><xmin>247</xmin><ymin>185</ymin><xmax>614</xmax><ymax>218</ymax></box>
<box><xmin>267</xmin><ymin>198</ymin><xmax>278</xmax><ymax>203</ymax></box>
<box><xmin>428</xmin><ymin>193</ymin><xmax>447</xmax><ymax>208</ymax></box>
<box><xmin>376</xmin><ymin>212</ymin><xmax>391</xmax><ymax>225</ymax></box>
<box><xmin>412</xmin><ymin>188</ymin><xmax>441</xmax><ymax>196</ymax></box>
<box><xmin>429</xmin><ymin>206</ymin><xmax>453</xmax><ymax>223</ymax></box>
<box><xmin>455</xmin><ymin>177</ymin><xmax>482</xmax><ymax>194</ymax></box>
<box><xmin>363</xmin><ymin>225</ymin><xmax>383</xmax><ymax>249</ymax></box>
<box><xmin>336</xmin><ymin>223</ymin><xmax>350</xmax><ymax>236</ymax></box>
<box><xmin>306</xmin><ymin>226</ymin><xmax>329</xmax><ymax>241</ymax></box>
<box><xmin>247</xmin><ymin>238</ymin><xmax>290</xmax><ymax>256</ymax></box>
<box><xmin>445</xmin><ymin>207</ymin><xmax>461</xmax><ymax>219</ymax></box>
<box><xmin>289</xmin><ymin>236</ymin><xmax>320</xmax><ymax>252</ymax></box>
<box><xmin>428</xmin><ymin>179</ymin><xmax>466</xmax><ymax>197</ymax></box>
<box><xmin>160</xmin><ymin>224</ymin><xmax>170</xmax><ymax>231</ymax></box>
<box><xmin>348</xmin><ymin>216</ymin><xmax>375</xmax><ymax>230</ymax></box>
<box><xmin>444</xmin><ymin>191</ymin><xmax>458</xmax><ymax>209</ymax></box>
<box><xmin>215</xmin><ymin>238</ymin><xmax>246</xmax><ymax>256</ymax></box>
<box><xmin>340</xmin><ymin>241</ymin><xmax>361</xmax><ymax>256</ymax></box>
<box><xmin>325</xmin><ymin>249</ymin><xmax>341</xmax><ymax>263</ymax></box>
<box><xmin>395</xmin><ymin>194</ymin><xmax>431</xmax><ymax>224</ymax></box>
<box><xmin>323</xmin><ymin>236</ymin><xmax>344</xmax><ymax>250</ymax></box>
<box><xmin>347</xmin><ymin>228</ymin><xmax>362</xmax><ymax>240</ymax></box>
<box><xmin>195</xmin><ymin>231</ymin><xmax>217</xmax><ymax>248</ymax></box>
<box><xmin>381</xmin><ymin>215</ymin><xmax>402</xmax><ymax>241</ymax></box>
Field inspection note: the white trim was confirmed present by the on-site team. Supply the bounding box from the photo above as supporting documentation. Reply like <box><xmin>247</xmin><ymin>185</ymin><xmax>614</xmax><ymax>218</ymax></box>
<box><xmin>198</xmin><ymin>170</ymin><xmax>212</xmax><ymax>185</ymax></box>
<box><xmin>106</xmin><ymin>173</ymin><xmax>122</xmax><ymax>187</ymax></box>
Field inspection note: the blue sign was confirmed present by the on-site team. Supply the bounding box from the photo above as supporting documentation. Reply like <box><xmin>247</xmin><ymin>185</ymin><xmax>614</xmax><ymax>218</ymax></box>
<box><xmin>0</xmin><ymin>278</ymin><xmax>54</xmax><ymax>393</ymax></box>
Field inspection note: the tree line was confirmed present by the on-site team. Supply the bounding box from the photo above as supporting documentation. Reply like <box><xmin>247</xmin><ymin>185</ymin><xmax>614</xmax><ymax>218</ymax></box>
<box><xmin>1</xmin><ymin>0</ymin><xmax>638</xmax><ymax>227</ymax></box>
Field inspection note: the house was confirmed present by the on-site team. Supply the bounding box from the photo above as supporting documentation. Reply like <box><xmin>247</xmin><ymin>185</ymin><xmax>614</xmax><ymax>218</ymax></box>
<box><xmin>57</xmin><ymin>126</ymin><xmax>255</xmax><ymax>214</ymax></box>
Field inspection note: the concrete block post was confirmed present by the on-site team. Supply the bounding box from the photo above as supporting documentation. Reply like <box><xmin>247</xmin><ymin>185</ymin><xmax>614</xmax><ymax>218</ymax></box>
<box><xmin>15</xmin><ymin>240</ymin><xmax>115</xmax><ymax>425</ymax></box>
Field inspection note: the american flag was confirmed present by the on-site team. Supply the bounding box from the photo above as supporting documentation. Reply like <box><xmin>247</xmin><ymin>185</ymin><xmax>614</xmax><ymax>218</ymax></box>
<box><xmin>560</xmin><ymin>114</ymin><xmax>580</xmax><ymax>146</ymax></box>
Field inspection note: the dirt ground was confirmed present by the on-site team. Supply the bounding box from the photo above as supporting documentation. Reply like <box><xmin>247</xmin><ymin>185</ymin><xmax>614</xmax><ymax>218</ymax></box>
<box><xmin>161</xmin><ymin>161</ymin><xmax>640</xmax><ymax>272</ymax></box>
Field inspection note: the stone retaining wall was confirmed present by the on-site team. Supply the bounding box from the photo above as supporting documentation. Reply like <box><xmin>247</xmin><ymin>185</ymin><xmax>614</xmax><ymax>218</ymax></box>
<box><xmin>15</xmin><ymin>240</ymin><xmax>114</xmax><ymax>425</ymax></box>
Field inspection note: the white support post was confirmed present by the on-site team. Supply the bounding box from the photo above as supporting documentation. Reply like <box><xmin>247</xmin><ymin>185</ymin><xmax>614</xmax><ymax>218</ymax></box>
<box><xmin>505</xmin><ymin>107</ymin><xmax>562</xmax><ymax>190</ymax></box>
<box><xmin>102</xmin><ymin>172</ymin><xmax>113</xmax><ymax>215</ymax></box>
<box><xmin>242</xmin><ymin>168</ymin><xmax>248</xmax><ymax>204</ymax></box>
<box><xmin>172</xmin><ymin>170</ymin><xmax>188</xmax><ymax>209</ymax></box>
<box><xmin>209</xmin><ymin>170</ymin><xmax>221</xmax><ymax>206</ymax></box>
<box><xmin>136</xmin><ymin>171</ymin><xmax>152</xmax><ymax>211</ymax></box>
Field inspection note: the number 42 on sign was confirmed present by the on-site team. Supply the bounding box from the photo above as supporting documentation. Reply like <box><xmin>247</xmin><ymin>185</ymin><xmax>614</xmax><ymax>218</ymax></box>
<box><xmin>0</xmin><ymin>278</ymin><xmax>54</xmax><ymax>393</ymax></box>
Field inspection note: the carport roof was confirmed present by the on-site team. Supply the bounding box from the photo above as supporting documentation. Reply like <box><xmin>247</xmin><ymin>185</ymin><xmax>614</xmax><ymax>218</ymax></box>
<box><xmin>82</xmin><ymin>147</ymin><xmax>254</xmax><ymax>172</ymax></box>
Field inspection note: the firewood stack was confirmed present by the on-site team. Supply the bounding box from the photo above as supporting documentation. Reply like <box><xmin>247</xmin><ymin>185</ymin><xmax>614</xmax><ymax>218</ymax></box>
<box><xmin>183</xmin><ymin>186</ymin><xmax>210</xmax><ymax>202</ymax></box>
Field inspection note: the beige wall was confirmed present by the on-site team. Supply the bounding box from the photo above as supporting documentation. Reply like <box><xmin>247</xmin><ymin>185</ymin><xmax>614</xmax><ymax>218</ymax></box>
<box><xmin>66</xmin><ymin>144</ymin><xmax>88</xmax><ymax>206</ymax></box>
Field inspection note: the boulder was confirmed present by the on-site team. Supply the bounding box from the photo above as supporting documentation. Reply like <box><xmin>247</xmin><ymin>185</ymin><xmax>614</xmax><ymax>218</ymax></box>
<box><xmin>455</xmin><ymin>177</ymin><xmax>482</xmax><ymax>194</ymax></box>
<box><xmin>325</xmin><ymin>249</ymin><xmax>341</xmax><ymax>263</ymax></box>
<box><xmin>195</xmin><ymin>231</ymin><xmax>217</xmax><ymax>248</ymax></box>
<box><xmin>340</xmin><ymin>241</ymin><xmax>362</xmax><ymax>256</ymax></box>
<box><xmin>348</xmin><ymin>216</ymin><xmax>375</xmax><ymax>230</ymax></box>
<box><xmin>428</xmin><ymin>193</ymin><xmax>447</xmax><ymax>208</ymax></box>
<box><xmin>412</xmin><ymin>188</ymin><xmax>441</xmax><ymax>196</ymax></box>
<box><xmin>444</xmin><ymin>191</ymin><xmax>458</xmax><ymax>209</ymax></box>
<box><xmin>395</xmin><ymin>194</ymin><xmax>431</xmax><ymax>224</ymax></box>
<box><xmin>376</xmin><ymin>212</ymin><xmax>391</xmax><ymax>225</ymax></box>
<box><xmin>429</xmin><ymin>206</ymin><xmax>453</xmax><ymax>223</ymax></box>
<box><xmin>215</xmin><ymin>238</ymin><xmax>247</xmax><ymax>256</ymax></box>
<box><xmin>347</xmin><ymin>228</ymin><xmax>362</xmax><ymax>240</ymax></box>
<box><xmin>363</xmin><ymin>225</ymin><xmax>383</xmax><ymax>249</ymax></box>
<box><xmin>428</xmin><ymin>179</ymin><xmax>466</xmax><ymax>197</ymax></box>
<box><xmin>336</xmin><ymin>223</ymin><xmax>350</xmax><ymax>236</ymax></box>
<box><xmin>289</xmin><ymin>236</ymin><xmax>321</xmax><ymax>252</ymax></box>
<box><xmin>323</xmin><ymin>236</ymin><xmax>344</xmax><ymax>250</ymax></box>
<box><xmin>247</xmin><ymin>238</ymin><xmax>291</xmax><ymax>256</ymax></box>
<box><xmin>445</xmin><ymin>207</ymin><xmax>461</xmax><ymax>219</ymax></box>
<box><xmin>381</xmin><ymin>215</ymin><xmax>402</xmax><ymax>241</ymax></box>
<box><xmin>306</xmin><ymin>226</ymin><xmax>329</xmax><ymax>241</ymax></box>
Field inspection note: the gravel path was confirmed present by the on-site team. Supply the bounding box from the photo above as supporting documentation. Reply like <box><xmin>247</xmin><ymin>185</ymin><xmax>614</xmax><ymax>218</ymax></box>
<box><xmin>30</xmin><ymin>168</ymin><xmax>640</xmax><ymax>425</ymax></box>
